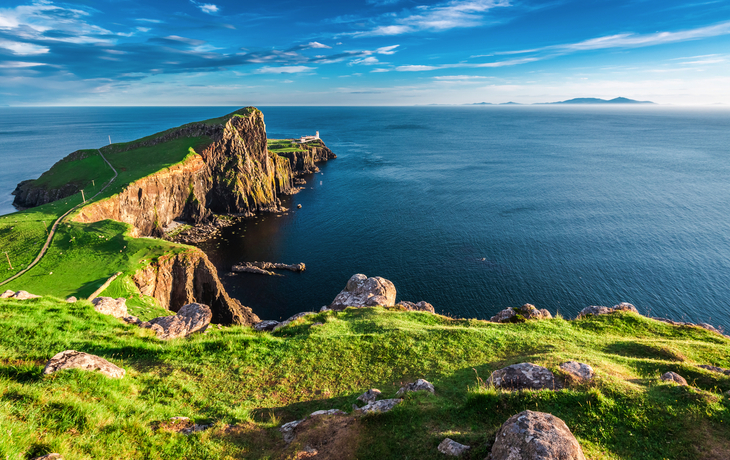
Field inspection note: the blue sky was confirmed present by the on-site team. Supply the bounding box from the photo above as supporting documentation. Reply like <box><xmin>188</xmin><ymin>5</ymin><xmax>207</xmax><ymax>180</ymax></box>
<box><xmin>1</xmin><ymin>0</ymin><xmax>729</xmax><ymax>105</ymax></box>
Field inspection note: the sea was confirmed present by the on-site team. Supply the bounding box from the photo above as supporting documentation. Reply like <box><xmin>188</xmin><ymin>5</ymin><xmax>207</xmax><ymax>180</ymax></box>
<box><xmin>2</xmin><ymin>105</ymin><xmax>730</xmax><ymax>329</ymax></box>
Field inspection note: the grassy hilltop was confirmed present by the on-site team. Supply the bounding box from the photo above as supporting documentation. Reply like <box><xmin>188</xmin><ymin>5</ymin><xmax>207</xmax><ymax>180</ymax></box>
<box><xmin>1</xmin><ymin>298</ymin><xmax>730</xmax><ymax>459</ymax></box>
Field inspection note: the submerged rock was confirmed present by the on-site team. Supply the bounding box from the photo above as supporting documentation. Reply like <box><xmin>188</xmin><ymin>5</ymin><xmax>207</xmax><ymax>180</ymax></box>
<box><xmin>328</xmin><ymin>274</ymin><xmax>396</xmax><ymax>310</ymax></box>
<box><xmin>438</xmin><ymin>438</ymin><xmax>470</xmax><ymax>457</ymax></box>
<box><xmin>490</xmin><ymin>410</ymin><xmax>586</xmax><ymax>460</ymax></box>
<box><xmin>140</xmin><ymin>303</ymin><xmax>212</xmax><ymax>340</ymax></box>
<box><xmin>43</xmin><ymin>350</ymin><xmax>125</xmax><ymax>378</ymax></box>
<box><xmin>489</xmin><ymin>363</ymin><xmax>557</xmax><ymax>390</ymax></box>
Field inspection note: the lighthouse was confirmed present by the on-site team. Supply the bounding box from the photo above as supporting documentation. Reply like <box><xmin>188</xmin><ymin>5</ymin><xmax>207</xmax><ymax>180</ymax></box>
<box><xmin>315</xmin><ymin>131</ymin><xmax>320</xmax><ymax>139</ymax></box>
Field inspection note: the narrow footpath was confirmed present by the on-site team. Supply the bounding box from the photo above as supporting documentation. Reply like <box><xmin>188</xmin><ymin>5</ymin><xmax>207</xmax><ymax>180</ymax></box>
<box><xmin>0</xmin><ymin>149</ymin><xmax>118</xmax><ymax>286</ymax></box>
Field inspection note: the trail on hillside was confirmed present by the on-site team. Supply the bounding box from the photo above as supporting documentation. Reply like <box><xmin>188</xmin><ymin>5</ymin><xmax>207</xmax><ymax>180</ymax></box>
<box><xmin>0</xmin><ymin>149</ymin><xmax>118</xmax><ymax>286</ymax></box>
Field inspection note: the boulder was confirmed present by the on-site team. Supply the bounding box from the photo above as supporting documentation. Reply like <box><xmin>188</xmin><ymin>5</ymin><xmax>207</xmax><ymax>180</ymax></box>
<box><xmin>396</xmin><ymin>301</ymin><xmax>436</xmax><ymax>313</ymax></box>
<box><xmin>42</xmin><ymin>350</ymin><xmax>125</xmax><ymax>378</ymax></box>
<box><xmin>490</xmin><ymin>308</ymin><xmax>517</xmax><ymax>323</ymax></box>
<box><xmin>328</xmin><ymin>274</ymin><xmax>396</xmax><ymax>310</ymax></box>
<box><xmin>357</xmin><ymin>389</ymin><xmax>382</xmax><ymax>405</ymax></box>
<box><xmin>12</xmin><ymin>290</ymin><xmax>40</xmax><ymax>300</ymax></box>
<box><xmin>91</xmin><ymin>297</ymin><xmax>128</xmax><ymax>318</ymax></box>
<box><xmin>489</xmin><ymin>363</ymin><xmax>557</xmax><ymax>390</ymax></box>
<box><xmin>698</xmin><ymin>365</ymin><xmax>730</xmax><ymax>375</ymax></box>
<box><xmin>518</xmin><ymin>303</ymin><xmax>552</xmax><ymax>320</ymax></box>
<box><xmin>253</xmin><ymin>320</ymin><xmax>280</xmax><ymax>332</ymax></box>
<box><xmin>280</xmin><ymin>419</ymin><xmax>305</xmax><ymax>443</ymax></box>
<box><xmin>356</xmin><ymin>398</ymin><xmax>401</xmax><ymax>414</ymax></box>
<box><xmin>65</xmin><ymin>296</ymin><xmax>77</xmax><ymax>303</ymax></box>
<box><xmin>140</xmin><ymin>303</ymin><xmax>212</xmax><ymax>340</ymax></box>
<box><xmin>661</xmin><ymin>371</ymin><xmax>688</xmax><ymax>386</ymax></box>
<box><xmin>0</xmin><ymin>290</ymin><xmax>15</xmax><ymax>298</ymax></box>
<box><xmin>396</xmin><ymin>378</ymin><xmax>435</xmax><ymax>396</ymax></box>
<box><xmin>577</xmin><ymin>303</ymin><xmax>638</xmax><ymax>319</ymax></box>
<box><xmin>560</xmin><ymin>361</ymin><xmax>594</xmax><ymax>382</ymax></box>
<box><xmin>272</xmin><ymin>311</ymin><xmax>315</xmax><ymax>331</ymax></box>
<box><xmin>438</xmin><ymin>438</ymin><xmax>471</xmax><ymax>457</ymax></box>
<box><xmin>491</xmin><ymin>410</ymin><xmax>586</xmax><ymax>460</ymax></box>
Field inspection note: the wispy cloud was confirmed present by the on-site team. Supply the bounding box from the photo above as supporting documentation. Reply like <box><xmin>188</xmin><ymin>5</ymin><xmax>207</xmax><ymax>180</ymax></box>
<box><xmin>255</xmin><ymin>65</ymin><xmax>314</xmax><ymax>74</ymax></box>
<box><xmin>395</xmin><ymin>56</ymin><xmax>538</xmax><ymax>72</ymax></box>
<box><xmin>190</xmin><ymin>1</ymin><xmax>220</xmax><ymax>15</ymax></box>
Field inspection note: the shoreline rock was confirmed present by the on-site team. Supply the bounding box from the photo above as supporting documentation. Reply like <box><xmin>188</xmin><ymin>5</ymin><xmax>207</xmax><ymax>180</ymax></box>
<box><xmin>328</xmin><ymin>274</ymin><xmax>396</xmax><ymax>310</ymax></box>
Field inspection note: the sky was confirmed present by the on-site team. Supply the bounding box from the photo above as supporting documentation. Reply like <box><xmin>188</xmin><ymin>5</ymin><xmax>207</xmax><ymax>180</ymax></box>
<box><xmin>1</xmin><ymin>0</ymin><xmax>730</xmax><ymax>106</ymax></box>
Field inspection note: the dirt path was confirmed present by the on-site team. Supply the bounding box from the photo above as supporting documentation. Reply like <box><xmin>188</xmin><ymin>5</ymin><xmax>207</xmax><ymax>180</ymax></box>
<box><xmin>0</xmin><ymin>149</ymin><xmax>118</xmax><ymax>286</ymax></box>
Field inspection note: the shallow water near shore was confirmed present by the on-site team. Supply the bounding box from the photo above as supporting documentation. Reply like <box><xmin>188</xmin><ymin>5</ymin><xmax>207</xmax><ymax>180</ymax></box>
<box><xmin>2</xmin><ymin>106</ymin><xmax>730</xmax><ymax>328</ymax></box>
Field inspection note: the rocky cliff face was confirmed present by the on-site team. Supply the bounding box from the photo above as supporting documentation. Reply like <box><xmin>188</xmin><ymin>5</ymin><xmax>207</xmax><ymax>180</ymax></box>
<box><xmin>279</xmin><ymin>142</ymin><xmax>337</xmax><ymax>175</ymax></box>
<box><xmin>12</xmin><ymin>150</ymin><xmax>94</xmax><ymax>209</ymax></box>
<box><xmin>132</xmin><ymin>249</ymin><xmax>260</xmax><ymax>325</ymax></box>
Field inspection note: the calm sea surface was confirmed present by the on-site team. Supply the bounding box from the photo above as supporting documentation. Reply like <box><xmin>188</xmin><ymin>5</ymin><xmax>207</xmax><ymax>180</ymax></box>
<box><xmin>2</xmin><ymin>106</ymin><xmax>730</xmax><ymax>328</ymax></box>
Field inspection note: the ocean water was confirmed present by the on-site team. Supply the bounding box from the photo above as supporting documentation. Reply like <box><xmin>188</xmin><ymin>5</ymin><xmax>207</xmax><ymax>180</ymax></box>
<box><xmin>2</xmin><ymin>106</ymin><xmax>730</xmax><ymax>329</ymax></box>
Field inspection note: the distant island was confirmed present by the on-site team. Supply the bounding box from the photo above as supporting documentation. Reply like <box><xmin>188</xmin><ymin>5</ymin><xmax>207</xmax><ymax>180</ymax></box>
<box><xmin>466</xmin><ymin>97</ymin><xmax>654</xmax><ymax>106</ymax></box>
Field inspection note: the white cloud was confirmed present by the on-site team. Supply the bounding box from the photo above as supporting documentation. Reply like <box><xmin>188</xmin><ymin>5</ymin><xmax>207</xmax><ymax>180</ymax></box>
<box><xmin>395</xmin><ymin>56</ymin><xmax>538</xmax><ymax>72</ymax></box>
<box><xmin>371</xmin><ymin>68</ymin><xmax>391</xmax><ymax>72</ymax></box>
<box><xmin>434</xmin><ymin>75</ymin><xmax>488</xmax><ymax>80</ymax></box>
<box><xmin>256</xmin><ymin>65</ymin><xmax>315</xmax><ymax>74</ymax></box>
<box><xmin>0</xmin><ymin>60</ymin><xmax>46</xmax><ymax>68</ymax></box>
<box><xmin>397</xmin><ymin>65</ymin><xmax>440</xmax><ymax>71</ymax></box>
<box><xmin>350</xmin><ymin>56</ymin><xmax>380</xmax><ymax>65</ymax></box>
<box><xmin>0</xmin><ymin>2</ymin><xmax>113</xmax><ymax>45</ymax></box>
<box><xmin>0</xmin><ymin>39</ymin><xmax>49</xmax><ymax>55</ymax></box>
<box><xmin>190</xmin><ymin>1</ymin><xmax>219</xmax><ymax>14</ymax></box>
<box><xmin>307</xmin><ymin>41</ymin><xmax>331</xmax><ymax>49</ymax></box>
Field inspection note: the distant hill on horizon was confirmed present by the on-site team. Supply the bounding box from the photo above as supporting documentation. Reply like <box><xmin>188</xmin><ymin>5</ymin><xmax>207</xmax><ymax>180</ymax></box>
<box><xmin>542</xmin><ymin>97</ymin><xmax>654</xmax><ymax>105</ymax></box>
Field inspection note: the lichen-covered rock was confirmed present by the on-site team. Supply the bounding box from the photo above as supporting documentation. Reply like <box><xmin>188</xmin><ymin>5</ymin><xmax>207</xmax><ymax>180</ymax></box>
<box><xmin>491</xmin><ymin>308</ymin><xmax>517</xmax><ymax>323</ymax></box>
<box><xmin>577</xmin><ymin>302</ymin><xmax>638</xmax><ymax>319</ymax></box>
<box><xmin>280</xmin><ymin>419</ymin><xmax>305</xmax><ymax>443</ymax></box>
<box><xmin>140</xmin><ymin>303</ymin><xmax>212</xmax><ymax>340</ymax></box>
<box><xmin>357</xmin><ymin>389</ymin><xmax>382</xmax><ymax>404</ymax></box>
<box><xmin>396</xmin><ymin>379</ymin><xmax>435</xmax><ymax>396</ymax></box>
<box><xmin>91</xmin><ymin>297</ymin><xmax>128</xmax><ymax>318</ymax></box>
<box><xmin>560</xmin><ymin>361</ymin><xmax>594</xmax><ymax>382</ymax></box>
<box><xmin>489</xmin><ymin>363</ymin><xmax>557</xmax><ymax>390</ymax></box>
<box><xmin>661</xmin><ymin>371</ymin><xmax>688</xmax><ymax>386</ymax></box>
<box><xmin>253</xmin><ymin>320</ymin><xmax>280</xmax><ymax>331</ymax></box>
<box><xmin>396</xmin><ymin>301</ymin><xmax>436</xmax><ymax>313</ymax></box>
<box><xmin>12</xmin><ymin>290</ymin><xmax>40</xmax><ymax>300</ymax></box>
<box><xmin>43</xmin><ymin>350</ymin><xmax>125</xmax><ymax>378</ymax></box>
<box><xmin>698</xmin><ymin>364</ymin><xmax>730</xmax><ymax>375</ymax></box>
<box><xmin>356</xmin><ymin>399</ymin><xmax>401</xmax><ymax>414</ymax></box>
<box><xmin>491</xmin><ymin>411</ymin><xmax>586</xmax><ymax>460</ymax></box>
<box><xmin>438</xmin><ymin>438</ymin><xmax>471</xmax><ymax>457</ymax></box>
<box><xmin>328</xmin><ymin>274</ymin><xmax>396</xmax><ymax>310</ymax></box>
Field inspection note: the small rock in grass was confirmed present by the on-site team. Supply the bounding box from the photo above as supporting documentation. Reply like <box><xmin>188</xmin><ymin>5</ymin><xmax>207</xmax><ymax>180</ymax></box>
<box><xmin>140</xmin><ymin>303</ymin><xmax>212</xmax><ymax>340</ymax></box>
<box><xmin>396</xmin><ymin>378</ymin><xmax>435</xmax><ymax>396</ymax></box>
<box><xmin>43</xmin><ymin>350</ymin><xmax>125</xmax><ymax>378</ymax></box>
<box><xmin>560</xmin><ymin>361</ymin><xmax>594</xmax><ymax>382</ymax></box>
<box><xmin>489</xmin><ymin>363</ymin><xmax>557</xmax><ymax>390</ymax></box>
<box><xmin>357</xmin><ymin>389</ymin><xmax>382</xmax><ymax>405</ymax></box>
<box><xmin>12</xmin><ymin>290</ymin><xmax>40</xmax><ymax>300</ymax></box>
<box><xmin>65</xmin><ymin>296</ymin><xmax>77</xmax><ymax>303</ymax></box>
<box><xmin>437</xmin><ymin>438</ymin><xmax>471</xmax><ymax>457</ymax></box>
<box><xmin>661</xmin><ymin>371</ymin><xmax>688</xmax><ymax>386</ymax></box>
<box><xmin>91</xmin><ymin>297</ymin><xmax>128</xmax><ymax>318</ymax></box>
<box><xmin>356</xmin><ymin>398</ymin><xmax>401</xmax><ymax>414</ymax></box>
<box><xmin>310</xmin><ymin>409</ymin><xmax>346</xmax><ymax>417</ymax></box>
<box><xmin>253</xmin><ymin>320</ymin><xmax>279</xmax><ymax>331</ymax></box>
<box><xmin>280</xmin><ymin>419</ymin><xmax>305</xmax><ymax>443</ymax></box>
<box><xmin>1</xmin><ymin>290</ymin><xmax>15</xmax><ymax>298</ymax></box>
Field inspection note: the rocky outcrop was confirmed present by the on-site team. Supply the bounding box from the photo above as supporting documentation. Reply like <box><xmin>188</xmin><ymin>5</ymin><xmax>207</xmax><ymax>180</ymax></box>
<box><xmin>491</xmin><ymin>304</ymin><xmax>552</xmax><ymax>323</ymax></box>
<box><xmin>328</xmin><ymin>274</ymin><xmax>397</xmax><ymax>310</ymax></box>
<box><xmin>577</xmin><ymin>302</ymin><xmax>638</xmax><ymax>319</ymax></box>
<box><xmin>140</xmin><ymin>302</ymin><xmax>212</xmax><ymax>339</ymax></box>
<box><xmin>232</xmin><ymin>261</ymin><xmax>306</xmax><ymax>275</ymax></box>
<box><xmin>490</xmin><ymin>411</ymin><xmax>586</xmax><ymax>460</ymax></box>
<box><xmin>132</xmin><ymin>249</ymin><xmax>259</xmax><ymax>325</ymax></box>
<box><xmin>43</xmin><ymin>350</ymin><xmax>125</xmax><ymax>378</ymax></box>
<box><xmin>396</xmin><ymin>301</ymin><xmax>436</xmax><ymax>313</ymax></box>
<box><xmin>489</xmin><ymin>363</ymin><xmax>558</xmax><ymax>390</ymax></box>
<box><xmin>277</xmin><ymin>140</ymin><xmax>337</xmax><ymax>175</ymax></box>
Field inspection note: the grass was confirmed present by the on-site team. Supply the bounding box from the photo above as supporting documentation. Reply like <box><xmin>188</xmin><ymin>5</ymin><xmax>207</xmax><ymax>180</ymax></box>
<box><xmin>267</xmin><ymin>139</ymin><xmax>309</xmax><ymax>154</ymax></box>
<box><xmin>1</xmin><ymin>302</ymin><xmax>728</xmax><ymax>459</ymax></box>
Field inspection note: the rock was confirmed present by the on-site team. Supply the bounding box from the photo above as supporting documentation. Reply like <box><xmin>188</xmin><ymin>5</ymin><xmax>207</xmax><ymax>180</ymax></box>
<box><xmin>698</xmin><ymin>364</ymin><xmax>730</xmax><ymax>375</ymax></box>
<box><xmin>0</xmin><ymin>290</ymin><xmax>15</xmax><ymax>298</ymax></box>
<box><xmin>356</xmin><ymin>398</ymin><xmax>401</xmax><ymax>414</ymax></box>
<box><xmin>438</xmin><ymin>438</ymin><xmax>471</xmax><ymax>457</ymax></box>
<box><xmin>140</xmin><ymin>303</ymin><xmax>212</xmax><ymax>340</ymax></box>
<box><xmin>280</xmin><ymin>419</ymin><xmax>305</xmax><ymax>443</ymax></box>
<box><xmin>31</xmin><ymin>455</ymin><xmax>63</xmax><ymax>460</ymax></box>
<box><xmin>661</xmin><ymin>371</ymin><xmax>688</xmax><ymax>386</ymax></box>
<box><xmin>233</xmin><ymin>261</ymin><xmax>306</xmax><ymax>273</ymax></box>
<box><xmin>309</xmin><ymin>410</ymin><xmax>336</xmax><ymax>418</ymax></box>
<box><xmin>489</xmin><ymin>363</ymin><xmax>557</xmax><ymax>390</ymax></box>
<box><xmin>329</xmin><ymin>274</ymin><xmax>397</xmax><ymax>310</ymax></box>
<box><xmin>698</xmin><ymin>323</ymin><xmax>725</xmax><ymax>335</ymax></box>
<box><xmin>577</xmin><ymin>302</ymin><xmax>638</xmax><ymax>319</ymax></box>
<box><xmin>91</xmin><ymin>297</ymin><xmax>128</xmax><ymax>318</ymax></box>
<box><xmin>12</xmin><ymin>290</ymin><xmax>40</xmax><ymax>300</ymax></box>
<box><xmin>518</xmin><ymin>303</ymin><xmax>552</xmax><ymax>320</ymax></box>
<box><xmin>357</xmin><ymin>389</ymin><xmax>382</xmax><ymax>405</ymax></box>
<box><xmin>273</xmin><ymin>311</ymin><xmax>315</xmax><ymax>331</ymax></box>
<box><xmin>396</xmin><ymin>378</ymin><xmax>435</xmax><ymax>396</ymax></box>
<box><xmin>253</xmin><ymin>320</ymin><xmax>280</xmax><ymax>331</ymax></box>
<box><xmin>491</xmin><ymin>410</ymin><xmax>586</xmax><ymax>460</ymax></box>
<box><xmin>396</xmin><ymin>301</ymin><xmax>436</xmax><ymax>313</ymax></box>
<box><xmin>42</xmin><ymin>350</ymin><xmax>125</xmax><ymax>378</ymax></box>
<box><xmin>65</xmin><ymin>296</ymin><xmax>77</xmax><ymax>303</ymax></box>
<box><xmin>297</xmin><ymin>204</ymin><xmax>302</xmax><ymax>208</ymax></box>
<box><xmin>160</xmin><ymin>417</ymin><xmax>211</xmax><ymax>435</ymax></box>
<box><xmin>560</xmin><ymin>361</ymin><xmax>594</xmax><ymax>382</ymax></box>
<box><xmin>490</xmin><ymin>308</ymin><xmax>517</xmax><ymax>323</ymax></box>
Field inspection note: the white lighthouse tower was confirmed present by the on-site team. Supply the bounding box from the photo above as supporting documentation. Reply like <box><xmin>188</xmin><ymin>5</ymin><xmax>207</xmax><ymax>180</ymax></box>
<box><xmin>315</xmin><ymin>131</ymin><xmax>320</xmax><ymax>139</ymax></box>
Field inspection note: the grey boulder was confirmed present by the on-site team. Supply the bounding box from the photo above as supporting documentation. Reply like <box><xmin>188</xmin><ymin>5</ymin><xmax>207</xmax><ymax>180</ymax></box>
<box><xmin>357</xmin><ymin>389</ymin><xmax>382</xmax><ymax>404</ymax></box>
<box><xmin>253</xmin><ymin>320</ymin><xmax>280</xmax><ymax>331</ymax></box>
<box><xmin>280</xmin><ymin>419</ymin><xmax>305</xmax><ymax>443</ymax></box>
<box><xmin>328</xmin><ymin>274</ymin><xmax>396</xmax><ymax>310</ymax></box>
<box><xmin>489</xmin><ymin>363</ymin><xmax>557</xmax><ymax>390</ymax></box>
<box><xmin>140</xmin><ymin>303</ymin><xmax>212</xmax><ymax>340</ymax></box>
<box><xmin>661</xmin><ymin>371</ymin><xmax>688</xmax><ymax>386</ymax></box>
<box><xmin>577</xmin><ymin>302</ymin><xmax>638</xmax><ymax>319</ymax></box>
<box><xmin>43</xmin><ymin>350</ymin><xmax>125</xmax><ymax>378</ymax></box>
<box><xmin>396</xmin><ymin>378</ymin><xmax>435</xmax><ymax>396</ymax></box>
<box><xmin>560</xmin><ymin>361</ymin><xmax>594</xmax><ymax>382</ymax></box>
<box><xmin>699</xmin><ymin>364</ymin><xmax>730</xmax><ymax>375</ymax></box>
<box><xmin>272</xmin><ymin>311</ymin><xmax>315</xmax><ymax>331</ymax></box>
<box><xmin>491</xmin><ymin>410</ymin><xmax>586</xmax><ymax>460</ymax></box>
<box><xmin>356</xmin><ymin>398</ymin><xmax>401</xmax><ymax>414</ymax></box>
<box><xmin>438</xmin><ymin>438</ymin><xmax>471</xmax><ymax>456</ymax></box>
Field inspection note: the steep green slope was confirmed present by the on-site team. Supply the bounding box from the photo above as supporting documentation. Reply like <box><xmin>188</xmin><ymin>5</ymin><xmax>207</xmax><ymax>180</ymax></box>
<box><xmin>1</xmin><ymin>299</ymin><xmax>728</xmax><ymax>459</ymax></box>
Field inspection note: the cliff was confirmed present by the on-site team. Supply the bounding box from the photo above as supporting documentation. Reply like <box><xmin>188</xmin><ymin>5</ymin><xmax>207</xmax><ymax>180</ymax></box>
<box><xmin>277</xmin><ymin>140</ymin><xmax>337</xmax><ymax>175</ymax></box>
<box><xmin>132</xmin><ymin>249</ymin><xmax>259</xmax><ymax>325</ymax></box>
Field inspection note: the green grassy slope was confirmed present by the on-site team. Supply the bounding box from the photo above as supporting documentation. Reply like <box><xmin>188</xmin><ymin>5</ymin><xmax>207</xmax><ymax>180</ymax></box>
<box><xmin>1</xmin><ymin>300</ymin><xmax>728</xmax><ymax>459</ymax></box>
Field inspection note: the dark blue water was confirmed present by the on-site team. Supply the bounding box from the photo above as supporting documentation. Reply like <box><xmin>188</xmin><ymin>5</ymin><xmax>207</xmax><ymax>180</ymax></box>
<box><xmin>2</xmin><ymin>106</ymin><xmax>730</xmax><ymax>329</ymax></box>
